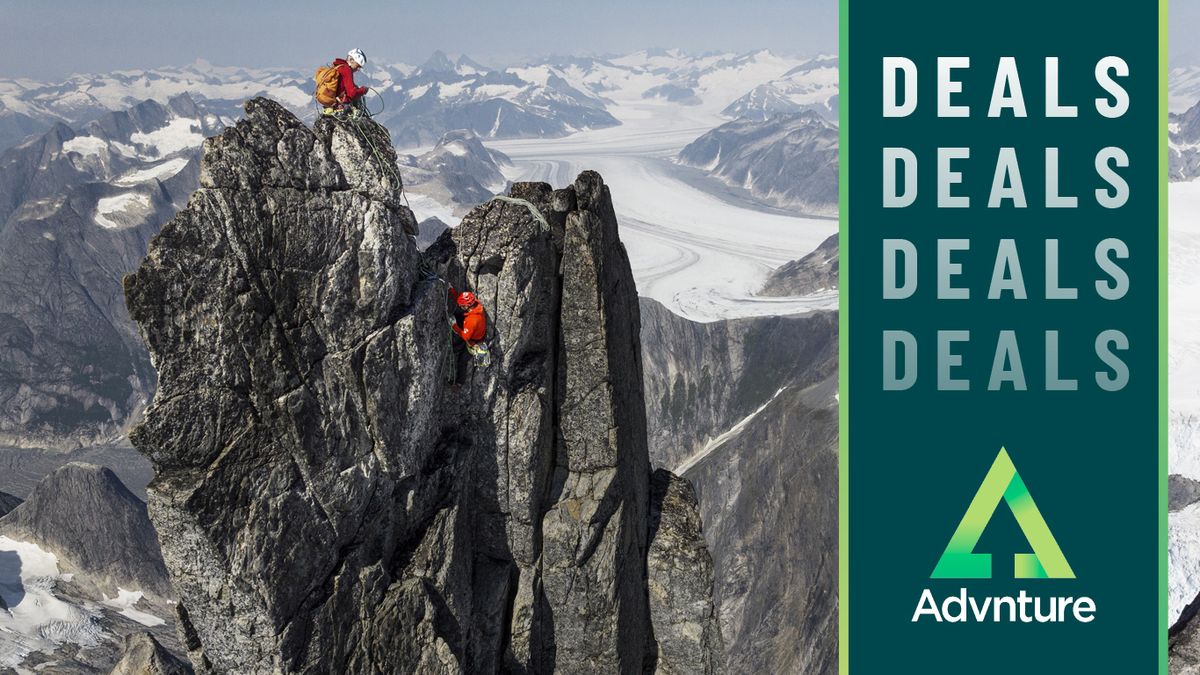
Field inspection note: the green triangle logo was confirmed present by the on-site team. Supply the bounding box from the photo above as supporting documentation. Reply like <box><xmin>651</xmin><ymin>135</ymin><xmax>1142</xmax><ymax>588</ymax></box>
<box><xmin>931</xmin><ymin>448</ymin><xmax>1074</xmax><ymax>580</ymax></box>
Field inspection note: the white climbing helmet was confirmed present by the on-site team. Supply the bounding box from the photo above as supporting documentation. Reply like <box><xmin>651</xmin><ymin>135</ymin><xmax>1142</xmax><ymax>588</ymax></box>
<box><xmin>348</xmin><ymin>48</ymin><xmax>367</xmax><ymax>67</ymax></box>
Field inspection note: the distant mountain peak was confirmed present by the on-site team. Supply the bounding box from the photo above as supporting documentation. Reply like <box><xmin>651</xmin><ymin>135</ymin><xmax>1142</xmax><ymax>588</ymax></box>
<box><xmin>456</xmin><ymin>54</ymin><xmax>488</xmax><ymax>72</ymax></box>
<box><xmin>420</xmin><ymin>50</ymin><xmax>458</xmax><ymax>74</ymax></box>
<box><xmin>679</xmin><ymin>111</ymin><xmax>839</xmax><ymax>216</ymax></box>
<box><xmin>110</xmin><ymin>632</ymin><xmax>191</xmax><ymax>675</ymax></box>
<box><xmin>0</xmin><ymin>462</ymin><xmax>170</xmax><ymax>597</ymax></box>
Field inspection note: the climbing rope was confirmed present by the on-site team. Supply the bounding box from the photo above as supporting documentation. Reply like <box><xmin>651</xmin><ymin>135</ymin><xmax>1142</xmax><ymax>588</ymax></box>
<box><xmin>324</xmin><ymin>106</ymin><xmax>412</xmax><ymax>210</ymax></box>
<box><xmin>363</xmin><ymin>87</ymin><xmax>386</xmax><ymax>119</ymax></box>
<box><xmin>445</xmin><ymin>328</ymin><xmax>458</xmax><ymax>385</ymax></box>
<box><xmin>310</xmin><ymin>67</ymin><xmax>410</xmax><ymax>209</ymax></box>
<box><xmin>356</xmin><ymin>70</ymin><xmax>385</xmax><ymax>119</ymax></box>
<box><xmin>488</xmin><ymin>196</ymin><xmax>549</xmax><ymax>230</ymax></box>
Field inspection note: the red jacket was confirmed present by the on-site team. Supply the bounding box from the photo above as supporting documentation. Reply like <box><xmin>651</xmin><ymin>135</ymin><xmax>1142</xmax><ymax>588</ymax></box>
<box><xmin>453</xmin><ymin>304</ymin><xmax>487</xmax><ymax>345</ymax></box>
<box><xmin>333</xmin><ymin>58</ymin><xmax>368</xmax><ymax>104</ymax></box>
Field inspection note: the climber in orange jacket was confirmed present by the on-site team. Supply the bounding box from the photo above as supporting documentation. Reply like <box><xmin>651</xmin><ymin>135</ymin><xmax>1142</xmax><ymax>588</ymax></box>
<box><xmin>447</xmin><ymin>288</ymin><xmax>491</xmax><ymax>376</ymax></box>
<box><xmin>449</xmin><ymin>289</ymin><xmax>487</xmax><ymax>346</ymax></box>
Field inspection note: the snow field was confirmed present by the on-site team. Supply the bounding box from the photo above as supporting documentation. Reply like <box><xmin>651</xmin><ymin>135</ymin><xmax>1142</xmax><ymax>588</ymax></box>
<box><xmin>0</xmin><ymin>537</ymin><xmax>102</xmax><ymax>668</ymax></box>
<box><xmin>94</xmin><ymin>193</ymin><xmax>153</xmax><ymax>230</ymax></box>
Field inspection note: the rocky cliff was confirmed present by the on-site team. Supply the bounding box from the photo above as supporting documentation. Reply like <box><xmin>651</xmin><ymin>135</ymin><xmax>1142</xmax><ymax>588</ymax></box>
<box><xmin>682</xmin><ymin>380</ymin><xmax>837</xmax><ymax>675</ymax></box>
<box><xmin>0</xmin><ymin>463</ymin><xmax>182</xmax><ymax>672</ymax></box>
<box><xmin>759</xmin><ymin>234</ymin><xmax>838</xmax><ymax>297</ymax></box>
<box><xmin>677</xmin><ymin>112</ymin><xmax>839</xmax><ymax>216</ymax></box>
<box><xmin>640</xmin><ymin>297</ymin><xmax>838</xmax><ymax>471</ymax></box>
<box><xmin>124</xmin><ymin>98</ymin><xmax>719</xmax><ymax>674</ymax></box>
<box><xmin>110</xmin><ymin>632</ymin><xmax>193</xmax><ymax>675</ymax></box>
<box><xmin>0</xmin><ymin>490</ymin><xmax>19</xmax><ymax>517</ymax></box>
<box><xmin>640</xmin><ymin>298</ymin><xmax>838</xmax><ymax>673</ymax></box>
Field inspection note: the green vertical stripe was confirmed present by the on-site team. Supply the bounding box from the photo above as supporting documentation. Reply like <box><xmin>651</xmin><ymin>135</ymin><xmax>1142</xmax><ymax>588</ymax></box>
<box><xmin>1159</xmin><ymin>0</ymin><xmax>1169</xmax><ymax>672</ymax></box>
<box><xmin>837</xmin><ymin>0</ymin><xmax>850</xmax><ymax>670</ymax></box>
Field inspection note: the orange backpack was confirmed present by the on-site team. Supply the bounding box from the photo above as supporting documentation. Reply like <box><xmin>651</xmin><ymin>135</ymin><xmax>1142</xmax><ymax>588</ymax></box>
<box><xmin>314</xmin><ymin>64</ymin><xmax>341</xmax><ymax>106</ymax></box>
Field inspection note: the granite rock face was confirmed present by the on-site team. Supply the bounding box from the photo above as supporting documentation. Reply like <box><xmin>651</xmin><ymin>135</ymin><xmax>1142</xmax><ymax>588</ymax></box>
<box><xmin>647</xmin><ymin>469</ymin><xmax>724</xmax><ymax>674</ymax></box>
<box><xmin>640</xmin><ymin>298</ymin><xmax>838</xmax><ymax>673</ymax></box>
<box><xmin>109</xmin><ymin>632</ymin><xmax>193</xmax><ymax>675</ymax></box>
<box><xmin>124</xmin><ymin>97</ymin><xmax>719</xmax><ymax>674</ymax></box>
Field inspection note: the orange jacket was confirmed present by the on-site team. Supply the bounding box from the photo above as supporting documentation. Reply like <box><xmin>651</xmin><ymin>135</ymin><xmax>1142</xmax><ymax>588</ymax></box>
<box><xmin>453</xmin><ymin>303</ymin><xmax>487</xmax><ymax>345</ymax></box>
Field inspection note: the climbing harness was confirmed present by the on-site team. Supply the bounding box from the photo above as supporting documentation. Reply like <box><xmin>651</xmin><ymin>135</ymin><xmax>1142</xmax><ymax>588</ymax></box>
<box><xmin>467</xmin><ymin>342</ymin><xmax>492</xmax><ymax>367</ymax></box>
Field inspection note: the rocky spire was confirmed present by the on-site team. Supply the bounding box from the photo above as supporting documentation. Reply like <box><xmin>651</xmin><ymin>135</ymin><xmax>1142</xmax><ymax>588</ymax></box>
<box><xmin>124</xmin><ymin>98</ymin><xmax>720</xmax><ymax>673</ymax></box>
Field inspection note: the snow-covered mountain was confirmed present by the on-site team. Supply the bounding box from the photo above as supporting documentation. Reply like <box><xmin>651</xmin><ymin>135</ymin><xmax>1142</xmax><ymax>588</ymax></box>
<box><xmin>0</xmin><ymin>463</ymin><xmax>180</xmax><ymax>672</ymax></box>
<box><xmin>678</xmin><ymin>111</ymin><xmax>839</xmax><ymax>215</ymax></box>
<box><xmin>398</xmin><ymin>129</ymin><xmax>512</xmax><ymax>246</ymax></box>
<box><xmin>407</xmin><ymin>129</ymin><xmax>510</xmax><ymax>192</ymax></box>
<box><xmin>0</xmin><ymin>49</ymin><xmax>828</xmax><ymax>153</ymax></box>
<box><xmin>618</xmin><ymin>49</ymin><xmax>805</xmax><ymax>108</ymax></box>
<box><xmin>1171</xmin><ymin>65</ymin><xmax>1200</xmax><ymax>115</ymax></box>
<box><xmin>722</xmin><ymin>56</ymin><xmax>839</xmax><ymax>121</ymax></box>
<box><xmin>0</xmin><ymin>60</ymin><xmax>306</xmax><ymax>150</ymax></box>
<box><xmin>1171</xmin><ymin>100</ymin><xmax>1200</xmax><ymax>181</ymax></box>
<box><xmin>369</xmin><ymin>49</ymin><xmax>818</xmax><ymax>145</ymax></box>
<box><xmin>0</xmin><ymin>94</ymin><xmax>218</xmax><ymax>452</ymax></box>
<box><xmin>524</xmin><ymin>49</ymin><xmax>811</xmax><ymax>115</ymax></box>
<box><xmin>1170</xmin><ymin>177</ymin><xmax>1200</xmax><ymax>636</ymax></box>
<box><xmin>362</xmin><ymin>51</ymin><xmax>620</xmax><ymax>147</ymax></box>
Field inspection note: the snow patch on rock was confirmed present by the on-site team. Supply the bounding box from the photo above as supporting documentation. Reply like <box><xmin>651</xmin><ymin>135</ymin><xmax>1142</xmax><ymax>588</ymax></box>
<box><xmin>62</xmin><ymin>135</ymin><xmax>108</xmax><ymax>158</ymax></box>
<box><xmin>102</xmin><ymin>588</ymin><xmax>165</xmax><ymax>627</ymax></box>
<box><xmin>130</xmin><ymin>117</ymin><xmax>203</xmax><ymax>156</ymax></box>
<box><xmin>94</xmin><ymin>193</ymin><xmax>153</xmax><ymax>230</ymax></box>
<box><xmin>0</xmin><ymin>536</ymin><xmax>103</xmax><ymax>669</ymax></box>
<box><xmin>114</xmin><ymin>157</ymin><xmax>190</xmax><ymax>186</ymax></box>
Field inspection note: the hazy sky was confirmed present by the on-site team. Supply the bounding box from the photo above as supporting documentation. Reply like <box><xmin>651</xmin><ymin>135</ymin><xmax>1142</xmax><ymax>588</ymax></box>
<box><xmin>6</xmin><ymin>1</ymin><xmax>1194</xmax><ymax>81</ymax></box>
<box><xmin>1171</xmin><ymin>1</ymin><xmax>1200</xmax><ymax>67</ymax></box>
<box><xmin>3</xmin><ymin>0</ymin><xmax>837</xmax><ymax>80</ymax></box>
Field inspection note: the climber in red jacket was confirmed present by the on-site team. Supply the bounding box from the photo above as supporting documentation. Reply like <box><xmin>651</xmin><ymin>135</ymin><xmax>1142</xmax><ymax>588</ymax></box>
<box><xmin>448</xmin><ymin>285</ymin><xmax>489</xmax><ymax>381</ymax></box>
<box><xmin>335</xmin><ymin>49</ymin><xmax>369</xmax><ymax>107</ymax></box>
<box><xmin>449</xmin><ymin>289</ymin><xmax>487</xmax><ymax>347</ymax></box>
<box><xmin>447</xmin><ymin>288</ymin><xmax>491</xmax><ymax>382</ymax></box>
<box><xmin>316</xmin><ymin>49</ymin><xmax>369</xmax><ymax>117</ymax></box>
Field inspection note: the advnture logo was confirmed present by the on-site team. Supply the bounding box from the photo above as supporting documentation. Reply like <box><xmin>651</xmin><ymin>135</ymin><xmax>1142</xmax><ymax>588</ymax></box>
<box><xmin>931</xmin><ymin>448</ymin><xmax>1073</xmax><ymax>580</ymax></box>
<box><xmin>912</xmin><ymin>448</ymin><xmax>1095</xmax><ymax>624</ymax></box>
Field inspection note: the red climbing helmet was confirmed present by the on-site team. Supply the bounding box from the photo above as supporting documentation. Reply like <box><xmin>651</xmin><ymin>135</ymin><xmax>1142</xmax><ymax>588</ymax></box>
<box><xmin>456</xmin><ymin>291</ymin><xmax>477</xmax><ymax>308</ymax></box>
